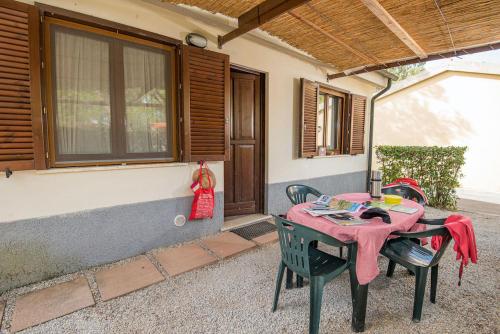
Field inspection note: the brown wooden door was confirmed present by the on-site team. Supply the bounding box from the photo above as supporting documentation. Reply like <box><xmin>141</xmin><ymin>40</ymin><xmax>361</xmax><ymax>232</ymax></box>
<box><xmin>224</xmin><ymin>71</ymin><xmax>262</xmax><ymax>216</ymax></box>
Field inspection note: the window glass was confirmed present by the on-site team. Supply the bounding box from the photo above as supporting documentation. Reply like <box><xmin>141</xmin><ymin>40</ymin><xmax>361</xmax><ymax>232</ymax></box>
<box><xmin>123</xmin><ymin>45</ymin><xmax>169</xmax><ymax>154</ymax></box>
<box><xmin>48</xmin><ymin>20</ymin><xmax>176</xmax><ymax>165</ymax></box>
<box><xmin>326</xmin><ymin>95</ymin><xmax>341</xmax><ymax>151</ymax></box>
<box><xmin>317</xmin><ymin>93</ymin><xmax>325</xmax><ymax>147</ymax></box>
<box><xmin>53</xmin><ymin>28</ymin><xmax>111</xmax><ymax>155</ymax></box>
<box><xmin>317</xmin><ymin>88</ymin><xmax>344</xmax><ymax>154</ymax></box>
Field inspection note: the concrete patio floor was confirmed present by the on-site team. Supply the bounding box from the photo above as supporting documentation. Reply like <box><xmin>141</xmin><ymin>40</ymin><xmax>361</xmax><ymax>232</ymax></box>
<box><xmin>0</xmin><ymin>207</ymin><xmax>498</xmax><ymax>334</ymax></box>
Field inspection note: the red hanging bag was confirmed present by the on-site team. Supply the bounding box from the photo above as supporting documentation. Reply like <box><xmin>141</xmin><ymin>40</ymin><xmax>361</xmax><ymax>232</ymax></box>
<box><xmin>189</xmin><ymin>161</ymin><xmax>215</xmax><ymax>220</ymax></box>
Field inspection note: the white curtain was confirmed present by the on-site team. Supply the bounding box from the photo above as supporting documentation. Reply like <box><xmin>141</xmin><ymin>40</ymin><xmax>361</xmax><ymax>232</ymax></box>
<box><xmin>54</xmin><ymin>29</ymin><xmax>111</xmax><ymax>155</ymax></box>
<box><xmin>123</xmin><ymin>45</ymin><xmax>168</xmax><ymax>153</ymax></box>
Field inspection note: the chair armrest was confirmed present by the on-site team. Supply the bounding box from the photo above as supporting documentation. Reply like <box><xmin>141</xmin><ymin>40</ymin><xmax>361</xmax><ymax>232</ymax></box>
<box><xmin>314</xmin><ymin>231</ymin><xmax>355</xmax><ymax>248</ymax></box>
<box><xmin>416</xmin><ymin>218</ymin><xmax>446</xmax><ymax>225</ymax></box>
<box><xmin>390</xmin><ymin>226</ymin><xmax>448</xmax><ymax>239</ymax></box>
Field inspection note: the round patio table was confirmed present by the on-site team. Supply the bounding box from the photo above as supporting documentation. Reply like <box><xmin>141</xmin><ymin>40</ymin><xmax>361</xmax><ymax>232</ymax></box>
<box><xmin>286</xmin><ymin>192</ymin><xmax>425</xmax><ymax>332</ymax></box>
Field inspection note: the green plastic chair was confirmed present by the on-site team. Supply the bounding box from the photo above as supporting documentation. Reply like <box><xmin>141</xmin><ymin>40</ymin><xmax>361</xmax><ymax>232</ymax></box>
<box><xmin>380</xmin><ymin>218</ymin><xmax>452</xmax><ymax>322</ymax></box>
<box><xmin>272</xmin><ymin>215</ymin><xmax>356</xmax><ymax>334</ymax></box>
<box><xmin>286</xmin><ymin>184</ymin><xmax>322</xmax><ymax>206</ymax></box>
<box><xmin>285</xmin><ymin>184</ymin><xmax>344</xmax><ymax>288</ymax></box>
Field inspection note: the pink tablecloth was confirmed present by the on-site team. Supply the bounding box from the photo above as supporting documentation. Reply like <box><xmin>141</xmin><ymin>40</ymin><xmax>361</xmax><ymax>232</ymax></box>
<box><xmin>287</xmin><ymin>193</ymin><xmax>425</xmax><ymax>285</ymax></box>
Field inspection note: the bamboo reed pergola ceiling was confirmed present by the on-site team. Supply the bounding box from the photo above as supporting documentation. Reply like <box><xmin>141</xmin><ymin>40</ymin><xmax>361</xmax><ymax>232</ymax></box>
<box><xmin>164</xmin><ymin>0</ymin><xmax>500</xmax><ymax>78</ymax></box>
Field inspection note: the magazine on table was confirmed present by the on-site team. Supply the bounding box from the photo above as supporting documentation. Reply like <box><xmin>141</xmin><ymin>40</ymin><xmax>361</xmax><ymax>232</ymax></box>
<box><xmin>311</xmin><ymin>196</ymin><xmax>366</xmax><ymax>214</ymax></box>
<box><xmin>303</xmin><ymin>208</ymin><xmax>348</xmax><ymax>217</ymax></box>
<box><xmin>364</xmin><ymin>201</ymin><xmax>393</xmax><ymax>210</ymax></box>
<box><xmin>313</xmin><ymin>195</ymin><xmax>333</xmax><ymax>206</ymax></box>
<box><xmin>323</xmin><ymin>214</ymin><xmax>368</xmax><ymax>226</ymax></box>
<box><xmin>390</xmin><ymin>205</ymin><xmax>419</xmax><ymax>214</ymax></box>
<box><xmin>364</xmin><ymin>200</ymin><xmax>418</xmax><ymax>214</ymax></box>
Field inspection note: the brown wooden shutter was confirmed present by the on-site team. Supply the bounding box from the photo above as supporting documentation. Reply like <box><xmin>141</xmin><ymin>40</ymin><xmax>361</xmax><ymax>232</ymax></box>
<box><xmin>0</xmin><ymin>0</ymin><xmax>44</xmax><ymax>172</ymax></box>
<box><xmin>300</xmin><ymin>78</ymin><xmax>318</xmax><ymax>158</ymax></box>
<box><xmin>348</xmin><ymin>94</ymin><xmax>367</xmax><ymax>155</ymax></box>
<box><xmin>181</xmin><ymin>45</ymin><xmax>230</xmax><ymax>162</ymax></box>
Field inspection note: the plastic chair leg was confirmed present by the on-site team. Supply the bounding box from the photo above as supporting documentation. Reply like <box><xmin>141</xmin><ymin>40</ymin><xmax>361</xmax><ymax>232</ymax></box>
<box><xmin>412</xmin><ymin>267</ymin><xmax>429</xmax><ymax>322</ymax></box>
<box><xmin>272</xmin><ymin>262</ymin><xmax>286</xmax><ymax>312</ymax></box>
<box><xmin>386</xmin><ymin>260</ymin><xmax>396</xmax><ymax>277</ymax></box>
<box><xmin>286</xmin><ymin>267</ymin><xmax>293</xmax><ymax>289</ymax></box>
<box><xmin>309</xmin><ymin>277</ymin><xmax>325</xmax><ymax>334</ymax></box>
<box><xmin>430</xmin><ymin>265</ymin><xmax>438</xmax><ymax>304</ymax></box>
<box><xmin>339</xmin><ymin>246</ymin><xmax>343</xmax><ymax>258</ymax></box>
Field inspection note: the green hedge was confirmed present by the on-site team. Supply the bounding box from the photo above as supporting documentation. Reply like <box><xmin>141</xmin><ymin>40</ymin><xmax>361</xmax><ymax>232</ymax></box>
<box><xmin>375</xmin><ymin>146</ymin><xmax>467</xmax><ymax>210</ymax></box>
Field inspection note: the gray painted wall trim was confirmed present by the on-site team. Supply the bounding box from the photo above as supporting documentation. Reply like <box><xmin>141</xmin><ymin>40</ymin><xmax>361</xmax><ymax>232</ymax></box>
<box><xmin>265</xmin><ymin>171</ymin><xmax>367</xmax><ymax>215</ymax></box>
<box><xmin>1</xmin><ymin>171</ymin><xmax>365</xmax><ymax>292</ymax></box>
<box><xmin>0</xmin><ymin>192</ymin><xmax>223</xmax><ymax>293</ymax></box>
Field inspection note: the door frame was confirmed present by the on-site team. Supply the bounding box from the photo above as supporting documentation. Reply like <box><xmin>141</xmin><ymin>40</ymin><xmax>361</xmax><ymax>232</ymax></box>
<box><xmin>225</xmin><ymin>63</ymin><xmax>267</xmax><ymax>216</ymax></box>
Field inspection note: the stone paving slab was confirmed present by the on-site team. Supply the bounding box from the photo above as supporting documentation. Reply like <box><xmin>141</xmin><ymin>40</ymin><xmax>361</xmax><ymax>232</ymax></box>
<box><xmin>154</xmin><ymin>243</ymin><xmax>218</xmax><ymax>277</ymax></box>
<box><xmin>95</xmin><ymin>256</ymin><xmax>164</xmax><ymax>301</ymax></box>
<box><xmin>252</xmin><ymin>231</ymin><xmax>278</xmax><ymax>245</ymax></box>
<box><xmin>201</xmin><ymin>232</ymin><xmax>256</xmax><ymax>259</ymax></box>
<box><xmin>10</xmin><ymin>277</ymin><xmax>94</xmax><ymax>332</ymax></box>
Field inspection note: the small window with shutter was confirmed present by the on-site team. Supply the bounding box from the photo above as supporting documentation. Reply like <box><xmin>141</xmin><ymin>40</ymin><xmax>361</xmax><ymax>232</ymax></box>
<box><xmin>299</xmin><ymin>78</ymin><xmax>366</xmax><ymax>157</ymax></box>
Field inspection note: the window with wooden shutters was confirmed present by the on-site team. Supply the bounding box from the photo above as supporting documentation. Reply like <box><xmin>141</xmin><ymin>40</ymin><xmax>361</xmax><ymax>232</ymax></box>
<box><xmin>299</xmin><ymin>78</ymin><xmax>366</xmax><ymax>157</ymax></box>
<box><xmin>0</xmin><ymin>0</ymin><xmax>44</xmax><ymax>172</ymax></box>
<box><xmin>300</xmin><ymin>78</ymin><xmax>318</xmax><ymax>158</ymax></box>
<box><xmin>348</xmin><ymin>94</ymin><xmax>367</xmax><ymax>155</ymax></box>
<box><xmin>181</xmin><ymin>45</ymin><xmax>230</xmax><ymax>162</ymax></box>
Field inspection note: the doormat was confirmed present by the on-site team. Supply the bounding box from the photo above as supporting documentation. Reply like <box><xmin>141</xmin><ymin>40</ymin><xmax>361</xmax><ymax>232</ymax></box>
<box><xmin>231</xmin><ymin>221</ymin><xmax>276</xmax><ymax>240</ymax></box>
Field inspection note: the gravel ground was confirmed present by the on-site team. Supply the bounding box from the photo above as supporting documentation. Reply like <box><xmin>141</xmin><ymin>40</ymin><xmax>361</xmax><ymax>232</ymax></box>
<box><xmin>2</xmin><ymin>208</ymin><xmax>499</xmax><ymax>334</ymax></box>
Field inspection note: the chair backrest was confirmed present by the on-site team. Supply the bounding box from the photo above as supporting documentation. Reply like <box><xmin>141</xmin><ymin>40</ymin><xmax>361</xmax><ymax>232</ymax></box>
<box><xmin>382</xmin><ymin>184</ymin><xmax>426</xmax><ymax>205</ymax></box>
<box><xmin>286</xmin><ymin>184</ymin><xmax>322</xmax><ymax>205</ymax></box>
<box><xmin>274</xmin><ymin>215</ymin><xmax>349</xmax><ymax>278</ymax></box>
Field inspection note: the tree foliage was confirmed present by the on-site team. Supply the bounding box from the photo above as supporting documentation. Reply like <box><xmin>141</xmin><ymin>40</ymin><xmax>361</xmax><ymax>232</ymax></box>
<box><xmin>387</xmin><ymin>63</ymin><xmax>425</xmax><ymax>81</ymax></box>
<box><xmin>376</xmin><ymin>146</ymin><xmax>467</xmax><ymax>210</ymax></box>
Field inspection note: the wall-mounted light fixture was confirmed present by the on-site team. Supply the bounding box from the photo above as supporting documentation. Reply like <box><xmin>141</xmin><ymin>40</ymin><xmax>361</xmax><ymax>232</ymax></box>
<box><xmin>185</xmin><ymin>33</ymin><xmax>207</xmax><ymax>49</ymax></box>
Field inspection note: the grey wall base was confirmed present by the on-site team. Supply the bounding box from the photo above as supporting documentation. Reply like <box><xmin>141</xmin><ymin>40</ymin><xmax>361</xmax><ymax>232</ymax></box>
<box><xmin>0</xmin><ymin>192</ymin><xmax>223</xmax><ymax>293</ymax></box>
<box><xmin>1</xmin><ymin>171</ymin><xmax>365</xmax><ymax>293</ymax></box>
<box><xmin>265</xmin><ymin>171</ymin><xmax>367</xmax><ymax>215</ymax></box>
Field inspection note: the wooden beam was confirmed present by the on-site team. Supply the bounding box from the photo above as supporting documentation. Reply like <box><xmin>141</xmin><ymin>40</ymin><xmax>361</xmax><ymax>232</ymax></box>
<box><xmin>360</xmin><ymin>0</ymin><xmax>427</xmax><ymax>59</ymax></box>
<box><xmin>327</xmin><ymin>42</ymin><xmax>500</xmax><ymax>80</ymax></box>
<box><xmin>218</xmin><ymin>0</ymin><xmax>310</xmax><ymax>48</ymax></box>
<box><xmin>288</xmin><ymin>10</ymin><xmax>379</xmax><ymax>64</ymax></box>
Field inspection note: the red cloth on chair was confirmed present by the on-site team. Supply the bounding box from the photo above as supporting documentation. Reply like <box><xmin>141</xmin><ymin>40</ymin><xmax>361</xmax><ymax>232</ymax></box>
<box><xmin>431</xmin><ymin>215</ymin><xmax>478</xmax><ymax>285</ymax></box>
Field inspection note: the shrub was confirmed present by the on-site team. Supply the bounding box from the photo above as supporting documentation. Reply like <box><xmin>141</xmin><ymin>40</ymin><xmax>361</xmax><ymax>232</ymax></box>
<box><xmin>375</xmin><ymin>146</ymin><xmax>467</xmax><ymax>210</ymax></box>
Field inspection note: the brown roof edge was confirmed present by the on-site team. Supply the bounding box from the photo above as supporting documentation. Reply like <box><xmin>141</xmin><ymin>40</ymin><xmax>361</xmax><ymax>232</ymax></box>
<box><xmin>327</xmin><ymin>42</ymin><xmax>500</xmax><ymax>80</ymax></box>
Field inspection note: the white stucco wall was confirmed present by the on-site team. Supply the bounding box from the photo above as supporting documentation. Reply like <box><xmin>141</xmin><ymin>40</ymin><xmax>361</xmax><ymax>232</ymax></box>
<box><xmin>374</xmin><ymin>71</ymin><xmax>500</xmax><ymax>203</ymax></box>
<box><xmin>1</xmin><ymin>0</ymin><xmax>382</xmax><ymax>222</ymax></box>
